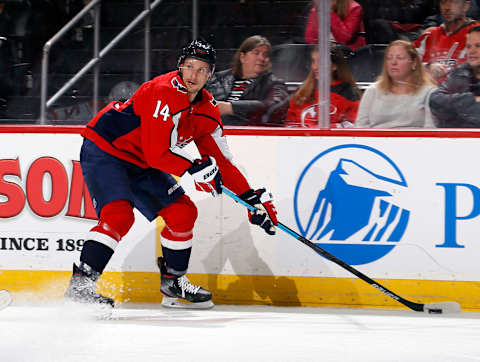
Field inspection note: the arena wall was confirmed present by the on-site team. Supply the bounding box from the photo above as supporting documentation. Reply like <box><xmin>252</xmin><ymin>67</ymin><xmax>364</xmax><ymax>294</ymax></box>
<box><xmin>1</xmin><ymin>126</ymin><xmax>479</xmax><ymax>311</ymax></box>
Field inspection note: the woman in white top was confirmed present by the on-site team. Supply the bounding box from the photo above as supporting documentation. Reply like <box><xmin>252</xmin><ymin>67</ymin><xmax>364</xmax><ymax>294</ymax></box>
<box><xmin>356</xmin><ymin>40</ymin><xmax>437</xmax><ymax>128</ymax></box>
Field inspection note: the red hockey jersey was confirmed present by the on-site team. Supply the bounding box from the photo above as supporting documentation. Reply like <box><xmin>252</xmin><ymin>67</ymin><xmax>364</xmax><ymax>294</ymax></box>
<box><xmin>82</xmin><ymin>70</ymin><xmax>250</xmax><ymax>196</ymax></box>
<box><xmin>284</xmin><ymin>81</ymin><xmax>360</xmax><ymax>128</ymax></box>
<box><xmin>414</xmin><ymin>20</ymin><xmax>478</xmax><ymax>69</ymax></box>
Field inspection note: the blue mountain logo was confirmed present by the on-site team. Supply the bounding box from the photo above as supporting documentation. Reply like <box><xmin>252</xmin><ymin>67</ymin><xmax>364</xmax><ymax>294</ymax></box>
<box><xmin>294</xmin><ymin>144</ymin><xmax>410</xmax><ymax>265</ymax></box>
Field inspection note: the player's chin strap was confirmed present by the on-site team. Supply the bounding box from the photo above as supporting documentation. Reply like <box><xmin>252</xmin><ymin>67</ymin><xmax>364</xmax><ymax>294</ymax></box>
<box><xmin>221</xmin><ymin>185</ymin><xmax>462</xmax><ymax>314</ymax></box>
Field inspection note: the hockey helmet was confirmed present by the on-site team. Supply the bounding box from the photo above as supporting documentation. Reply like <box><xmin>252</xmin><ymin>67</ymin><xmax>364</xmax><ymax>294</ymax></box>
<box><xmin>177</xmin><ymin>39</ymin><xmax>216</xmax><ymax>72</ymax></box>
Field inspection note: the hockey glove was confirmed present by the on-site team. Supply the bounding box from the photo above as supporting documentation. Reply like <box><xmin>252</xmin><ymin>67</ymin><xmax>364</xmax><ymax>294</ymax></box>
<box><xmin>239</xmin><ymin>188</ymin><xmax>278</xmax><ymax>235</ymax></box>
<box><xmin>187</xmin><ymin>155</ymin><xmax>222</xmax><ymax>197</ymax></box>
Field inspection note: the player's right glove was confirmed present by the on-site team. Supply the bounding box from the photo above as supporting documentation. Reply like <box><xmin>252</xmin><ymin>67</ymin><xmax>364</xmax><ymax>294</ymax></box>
<box><xmin>187</xmin><ymin>155</ymin><xmax>222</xmax><ymax>197</ymax></box>
<box><xmin>239</xmin><ymin>188</ymin><xmax>278</xmax><ymax>235</ymax></box>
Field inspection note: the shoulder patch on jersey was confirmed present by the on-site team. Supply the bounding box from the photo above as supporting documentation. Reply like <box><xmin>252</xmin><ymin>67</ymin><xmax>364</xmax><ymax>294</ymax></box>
<box><xmin>210</xmin><ymin>98</ymin><xmax>217</xmax><ymax>107</ymax></box>
<box><xmin>171</xmin><ymin>77</ymin><xmax>188</xmax><ymax>94</ymax></box>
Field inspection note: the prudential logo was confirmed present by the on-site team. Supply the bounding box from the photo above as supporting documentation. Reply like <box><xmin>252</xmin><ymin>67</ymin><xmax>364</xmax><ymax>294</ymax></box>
<box><xmin>294</xmin><ymin>144</ymin><xmax>410</xmax><ymax>265</ymax></box>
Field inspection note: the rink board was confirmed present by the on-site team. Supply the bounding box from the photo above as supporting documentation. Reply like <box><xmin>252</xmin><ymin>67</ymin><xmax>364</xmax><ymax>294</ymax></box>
<box><xmin>1</xmin><ymin>270</ymin><xmax>479</xmax><ymax>310</ymax></box>
<box><xmin>1</xmin><ymin>126</ymin><xmax>480</xmax><ymax>310</ymax></box>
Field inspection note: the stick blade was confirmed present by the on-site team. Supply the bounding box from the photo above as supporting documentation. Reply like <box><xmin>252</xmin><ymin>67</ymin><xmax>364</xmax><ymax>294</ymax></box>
<box><xmin>423</xmin><ymin>301</ymin><xmax>461</xmax><ymax>314</ymax></box>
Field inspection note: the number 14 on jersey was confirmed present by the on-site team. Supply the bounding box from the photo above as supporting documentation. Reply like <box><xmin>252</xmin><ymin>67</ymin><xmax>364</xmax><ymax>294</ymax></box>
<box><xmin>153</xmin><ymin>100</ymin><xmax>171</xmax><ymax>121</ymax></box>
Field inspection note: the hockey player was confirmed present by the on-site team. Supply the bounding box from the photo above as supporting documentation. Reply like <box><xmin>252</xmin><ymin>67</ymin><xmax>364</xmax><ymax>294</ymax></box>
<box><xmin>64</xmin><ymin>39</ymin><xmax>278</xmax><ymax>309</ymax></box>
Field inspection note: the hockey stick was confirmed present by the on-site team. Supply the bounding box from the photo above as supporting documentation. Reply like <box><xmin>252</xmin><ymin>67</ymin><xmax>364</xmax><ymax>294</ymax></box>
<box><xmin>221</xmin><ymin>186</ymin><xmax>461</xmax><ymax>314</ymax></box>
<box><xmin>0</xmin><ymin>290</ymin><xmax>12</xmax><ymax>311</ymax></box>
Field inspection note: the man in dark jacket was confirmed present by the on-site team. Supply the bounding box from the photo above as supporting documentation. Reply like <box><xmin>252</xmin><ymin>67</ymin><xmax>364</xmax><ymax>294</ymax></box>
<box><xmin>430</xmin><ymin>25</ymin><xmax>480</xmax><ymax>127</ymax></box>
<box><xmin>206</xmin><ymin>35</ymin><xmax>288</xmax><ymax>126</ymax></box>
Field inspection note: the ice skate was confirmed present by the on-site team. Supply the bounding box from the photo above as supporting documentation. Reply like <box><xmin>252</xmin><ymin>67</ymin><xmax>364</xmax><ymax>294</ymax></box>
<box><xmin>158</xmin><ymin>257</ymin><xmax>214</xmax><ymax>309</ymax></box>
<box><xmin>65</xmin><ymin>263</ymin><xmax>115</xmax><ymax>311</ymax></box>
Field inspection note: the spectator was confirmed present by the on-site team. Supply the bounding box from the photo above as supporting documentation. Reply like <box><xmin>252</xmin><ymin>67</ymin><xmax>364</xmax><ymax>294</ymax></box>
<box><xmin>305</xmin><ymin>0</ymin><xmax>366</xmax><ymax>51</ymax></box>
<box><xmin>422</xmin><ymin>0</ymin><xmax>479</xmax><ymax>29</ymax></box>
<box><xmin>360</xmin><ymin>0</ymin><xmax>434</xmax><ymax>44</ymax></box>
<box><xmin>206</xmin><ymin>35</ymin><xmax>288</xmax><ymax>126</ymax></box>
<box><xmin>356</xmin><ymin>40</ymin><xmax>436</xmax><ymax>128</ymax></box>
<box><xmin>414</xmin><ymin>0</ymin><xmax>478</xmax><ymax>82</ymax></box>
<box><xmin>429</xmin><ymin>25</ymin><xmax>480</xmax><ymax>127</ymax></box>
<box><xmin>285</xmin><ymin>44</ymin><xmax>361</xmax><ymax>128</ymax></box>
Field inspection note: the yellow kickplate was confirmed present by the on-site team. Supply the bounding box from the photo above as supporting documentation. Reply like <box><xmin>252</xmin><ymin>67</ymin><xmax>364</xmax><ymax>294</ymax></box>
<box><xmin>0</xmin><ymin>269</ymin><xmax>479</xmax><ymax>311</ymax></box>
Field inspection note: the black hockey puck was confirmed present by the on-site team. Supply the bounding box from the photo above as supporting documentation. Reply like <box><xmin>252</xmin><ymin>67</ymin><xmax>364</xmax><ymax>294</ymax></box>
<box><xmin>428</xmin><ymin>308</ymin><xmax>442</xmax><ymax>314</ymax></box>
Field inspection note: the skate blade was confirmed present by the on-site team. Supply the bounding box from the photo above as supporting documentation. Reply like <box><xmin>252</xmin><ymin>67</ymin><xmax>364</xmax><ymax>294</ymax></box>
<box><xmin>0</xmin><ymin>290</ymin><xmax>12</xmax><ymax>311</ymax></box>
<box><xmin>161</xmin><ymin>296</ymin><xmax>214</xmax><ymax>310</ymax></box>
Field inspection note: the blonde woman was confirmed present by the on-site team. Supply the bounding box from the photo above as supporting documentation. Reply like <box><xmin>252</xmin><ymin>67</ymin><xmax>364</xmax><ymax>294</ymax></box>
<box><xmin>356</xmin><ymin>40</ymin><xmax>436</xmax><ymax>128</ymax></box>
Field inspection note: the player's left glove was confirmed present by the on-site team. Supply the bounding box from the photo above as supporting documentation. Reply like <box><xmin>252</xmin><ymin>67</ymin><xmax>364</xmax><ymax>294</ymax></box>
<box><xmin>187</xmin><ymin>155</ymin><xmax>222</xmax><ymax>197</ymax></box>
<box><xmin>239</xmin><ymin>188</ymin><xmax>278</xmax><ymax>235</ymax></box>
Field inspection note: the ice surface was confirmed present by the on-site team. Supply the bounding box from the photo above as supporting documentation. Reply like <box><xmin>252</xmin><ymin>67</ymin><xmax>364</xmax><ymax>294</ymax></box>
<box><xmin>1</xmin><ymin>303</ymin><xmax>480</xmax><ymax>362</ymax></box>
